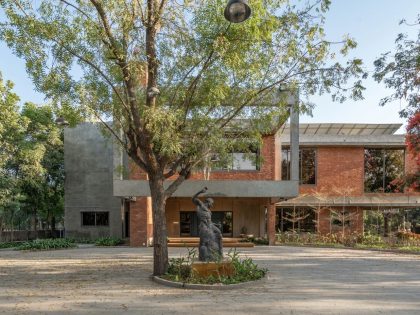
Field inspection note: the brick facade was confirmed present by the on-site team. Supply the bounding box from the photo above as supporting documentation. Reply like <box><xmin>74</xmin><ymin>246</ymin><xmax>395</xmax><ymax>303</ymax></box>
<box><xmin>128</xmin><ymin>132</ymin><xmax>419</xmax><ymax>244</ymax></box>
<box><xmin>128</xmin><ymin>134</ymin><xmax>281</xmax><ymax>246</ymax></box>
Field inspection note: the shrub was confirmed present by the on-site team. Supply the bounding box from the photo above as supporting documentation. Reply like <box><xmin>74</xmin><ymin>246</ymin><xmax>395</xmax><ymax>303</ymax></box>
<box><xmin>396</xmin><ymin>231</ymin><xmax>420</xmax><ymax>240</ymax></box>
<box><xmin>241</xmin><ymin>236</ymin><xmax>269</xmax><ymax>245</ymax></box>
<box><xmin>164</xmin><ymin>248</ymin><xmax>266</xmax><ymax>285</ymax></box>
<box><xmin>67</xmin><ymin>238</ymin><xmax>96</xmax><ymax>244</ymax></box>
<box><xmin>358</xmin><ymin>232</ymin><xmax>384</xmax><ymax>246</ymax></box>
<box><xmin>95</xmin><ymin>237</ymin><xmax>123</xmax><ymax>246</ymax></box>
<box><xmin>0</xmin><ymin>241</ymin><xmax>24</xmax><ymax>249</ymax></box>
<box><xmin>16</xmin><ymin>238</ymin><xmax>76</xmax><ymax>251</ymax></box>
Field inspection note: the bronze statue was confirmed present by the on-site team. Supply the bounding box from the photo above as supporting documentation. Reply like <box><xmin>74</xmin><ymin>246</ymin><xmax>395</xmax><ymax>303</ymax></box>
<box><xmin>192</xmin><ymin>187</ymin><xmax>223</xmax><ymax>261</ymax></box>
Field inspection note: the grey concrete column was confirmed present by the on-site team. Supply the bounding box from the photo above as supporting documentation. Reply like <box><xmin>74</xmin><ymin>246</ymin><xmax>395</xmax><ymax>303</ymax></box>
<box><xmin>289</xmin><ymin>95</ymin><xmax>299</xmax><ymax>182</ymax></box>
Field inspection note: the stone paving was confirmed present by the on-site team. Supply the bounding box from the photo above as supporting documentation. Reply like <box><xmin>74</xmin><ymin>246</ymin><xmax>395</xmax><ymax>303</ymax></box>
<box><xmin>0</xmin><ymin>246</ymin><xmax>419</xmax><ymax>315</ymax></box>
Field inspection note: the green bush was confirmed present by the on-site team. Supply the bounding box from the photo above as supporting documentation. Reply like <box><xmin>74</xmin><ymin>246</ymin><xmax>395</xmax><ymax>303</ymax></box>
<box><xmin>164</xmin><ymin>248</ymin><xmax>267</xmax><ymax>285</ymax></box>
<box><xmin>0</xmin><ymin>241</ymin><xmax>24</xmax><ymax>249</ymax></box>
<box><xmin>358</xmin><ymin>231</ymin><xmax>384</xmax><ymax>246</ymax></box>
<box><xmin>16</xmin><ymin>238</ymin><xmax>76</xmax><ymax>251</ymax></box>
<box><xmin>67</xmin><ymin>238</ymin><xmax>96</xmax><ymax>244</ymax></box>
<box><xmin>241</xmin><ymin>236</ymin><xmax>269</xmax><ymax>245</ymax></box>
<box><xmin>95</xmin><ymin>237</ymin><xmax>123</xmax><ymax>246</ymax></box>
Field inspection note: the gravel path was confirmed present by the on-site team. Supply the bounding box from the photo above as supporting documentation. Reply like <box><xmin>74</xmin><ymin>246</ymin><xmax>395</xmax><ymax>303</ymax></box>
<box><xmin>0</xmin><ymin>246</ymin><xmax>419</xmax><ymax>315</ymax></box>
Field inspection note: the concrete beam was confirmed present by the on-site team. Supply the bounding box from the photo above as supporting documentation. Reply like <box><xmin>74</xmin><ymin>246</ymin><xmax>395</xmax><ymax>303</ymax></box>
<box><xmin>113</xmin><ymin>180</ymin><xmax>299</xmax><ymax>198</ymax></box>
<box><xmin>280</xmin><ymin>134</ymin><xmax>405</xmax><ymax>147</ymax></box>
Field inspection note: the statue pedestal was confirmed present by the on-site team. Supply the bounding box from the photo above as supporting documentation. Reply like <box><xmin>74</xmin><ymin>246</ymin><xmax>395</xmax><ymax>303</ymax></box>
<box><xmin>191</xmin><ymin>260</ymin><xmax>235</xmax><ymax>278</ymax></box>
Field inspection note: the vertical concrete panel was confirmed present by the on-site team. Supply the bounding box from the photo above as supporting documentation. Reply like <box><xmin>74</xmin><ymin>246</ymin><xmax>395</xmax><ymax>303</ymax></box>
<box><xmin>64</xmin><ymin>123</ymin><xmax>122</xmax><ymax>239</ymax></box>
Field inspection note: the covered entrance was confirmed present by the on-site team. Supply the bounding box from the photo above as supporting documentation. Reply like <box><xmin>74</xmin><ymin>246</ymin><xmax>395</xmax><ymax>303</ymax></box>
<box><xmin>180</xmin><ymin>211</ymin><xmax>233</xmax><ymax>237</ymax></box>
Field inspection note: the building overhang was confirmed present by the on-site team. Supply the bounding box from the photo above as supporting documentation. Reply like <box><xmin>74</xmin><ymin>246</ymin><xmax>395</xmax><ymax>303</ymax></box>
<box><xmin>276</xmin><ymin>195</ymin><xmax>420</xmax><ymax>208</ymax></box>
<box><xmin>114</xmin><ymin>180</ymin><xmax>299</xmax><ymax>198</ymax></box>
<box><xmin>280</xmin><ymin>135</ymin><xmax>405</xmax><ymax>147</ymax></box>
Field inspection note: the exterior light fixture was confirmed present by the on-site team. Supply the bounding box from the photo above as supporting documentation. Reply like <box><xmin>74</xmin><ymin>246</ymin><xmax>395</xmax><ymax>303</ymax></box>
<box><xmin>224</xmin><ymin>0</ymin><xmax>251</xmax><ymax>23</ymax></box>
<box><xmin>55</xmin><ymin>116</ymin><xmax>69</xmax><ymax>127</ymax></box>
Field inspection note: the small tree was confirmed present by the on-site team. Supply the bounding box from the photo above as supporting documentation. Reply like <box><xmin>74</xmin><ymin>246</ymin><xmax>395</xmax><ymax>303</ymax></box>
<box><xmin>330</xmin><ymin>186</ymin><xmax>358</xmax><ymax>238</ymax></box>
<box><xmin>282</xmin><ymin>205</ymin><xmax>310</xmax><ymax>233</ymax></box>
<box><xmin>307</xmin><ymin>190</ymin><xmax>329</xmax><ymax>234</ymax></box>
<box><xmin>1</xmin><ymin>0</ymin><xmax>366</xmax><ymax>275</ymax></box>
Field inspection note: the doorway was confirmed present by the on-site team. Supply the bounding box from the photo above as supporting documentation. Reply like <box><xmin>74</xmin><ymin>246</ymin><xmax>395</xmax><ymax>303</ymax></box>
<box><xmin>179</xmin><ymin>211</ymin><xmax>233</xmax><ymax>237</ymax></box>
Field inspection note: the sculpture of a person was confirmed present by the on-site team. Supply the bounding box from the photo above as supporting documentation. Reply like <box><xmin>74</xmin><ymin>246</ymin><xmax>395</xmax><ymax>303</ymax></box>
<box><xmin>192</xmin><ymin>187</ymin><xmax>223</xmax><ymax>261</ymax></box>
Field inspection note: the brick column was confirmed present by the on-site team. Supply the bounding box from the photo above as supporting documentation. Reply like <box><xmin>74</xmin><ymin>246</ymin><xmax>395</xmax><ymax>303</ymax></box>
<box><xmin>267</xmin><ymin>204</ymin><xmax>276</xmax><ymax>245</ymax></box>
<box><xmin>130</xmin><ymin>197</ymin><xmax>152</xmax><ymax>247</ymax></box>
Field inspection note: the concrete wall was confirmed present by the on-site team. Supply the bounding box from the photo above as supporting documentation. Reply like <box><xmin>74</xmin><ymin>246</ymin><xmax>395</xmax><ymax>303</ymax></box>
<box><xmin>64</xmin><ymin>123</ymin><xmax>123</xmax><ymax>239</ymax></box>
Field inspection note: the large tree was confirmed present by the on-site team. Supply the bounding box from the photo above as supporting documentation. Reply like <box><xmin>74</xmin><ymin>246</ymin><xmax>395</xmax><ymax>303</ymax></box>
<box><xmin>374</xmin><ymin>15</ymin><xmax>419</xmax><ymax>192</ymax></box>
<box><xmin>0</xmin><ymin>0</ymin><xmax>365</xmax><ymax>275</ymax></box>
<box><xmin>0</xmin><ymin>72</ymin><xmax>65</xmax><ymax>235</ymax></box>
<box><xmin>373</xmin><ymin>14</ymin><xmax>419</xmax><ymax>119</ymax></box>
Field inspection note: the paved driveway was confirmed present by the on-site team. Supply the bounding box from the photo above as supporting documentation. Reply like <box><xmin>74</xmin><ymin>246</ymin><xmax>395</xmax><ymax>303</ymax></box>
<box><xmin>0</xmin><ymin>246</ymin><xmax>419</xmax><ymax>315</ymax></box>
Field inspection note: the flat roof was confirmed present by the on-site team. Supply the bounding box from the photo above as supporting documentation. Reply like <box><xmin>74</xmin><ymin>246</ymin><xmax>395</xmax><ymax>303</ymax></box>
<box><xmin>277</xmin><ymin>195</ymin><xmax>420</xmax><ymax>208</ymax></box>
<box><xmin>280</xmin><ymin>123</ymin><xmax>402</xmax><ymax>136</ymax></box>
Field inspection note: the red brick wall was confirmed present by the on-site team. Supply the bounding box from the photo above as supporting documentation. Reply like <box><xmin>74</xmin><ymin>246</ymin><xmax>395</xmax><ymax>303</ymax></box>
<box><xmin>129</xmin><ymin>197</ymin><xmax>152</xmax><ymax>247</ymax></box>
<box><xmin>298</xmin><ymin>147</ymin><xmax>365</xmax><ymax>235</ymax></box>
<box><xmin>300</xmin><ymin>147</ymin><xmax>365</xmax><ymax>196</ymax></box>
<box><xmin>318</xmin><ymin>207</ymin><xmax>364</xmax><ymax>235</ymax></box>
<box><xmin>129</xmin><ymin>134</ymin><xmax>280</xmax><ymax>181</ymax></box>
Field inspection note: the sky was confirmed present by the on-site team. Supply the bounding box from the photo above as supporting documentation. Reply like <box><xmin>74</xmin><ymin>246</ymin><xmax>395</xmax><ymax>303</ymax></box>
<box><xmin>0</xmin><ymin>0</ymin><xmax>419</xmax><ymax>134</ymax></box>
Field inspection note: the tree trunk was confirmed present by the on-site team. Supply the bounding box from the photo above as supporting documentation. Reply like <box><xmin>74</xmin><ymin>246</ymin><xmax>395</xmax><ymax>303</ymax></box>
<box><xmin>51</xmin><ymin>216</ymin><xmax>56</xmax><ymax>233</ymax></box>
<box><xmin>149</xmin><ymin>175</ymin><xmax>169</xmax><ymax>276</ymax></box>
<box><xmin>383</xmin><ymin>213</ymin><xmax>389</xmax><ymax>237</ymax></box>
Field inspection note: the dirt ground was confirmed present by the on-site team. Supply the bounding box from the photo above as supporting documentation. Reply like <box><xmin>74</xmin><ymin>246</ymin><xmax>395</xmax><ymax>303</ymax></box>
<box><xmin>0</xmin><ymin>246</ymin><xmax>419</xmax><ymax>315</ymax></box>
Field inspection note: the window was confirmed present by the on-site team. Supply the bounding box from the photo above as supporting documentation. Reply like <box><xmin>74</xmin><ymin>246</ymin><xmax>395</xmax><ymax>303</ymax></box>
<box><xmin>212</xmin><ymin>145</ymin><xmax>259</xmax><ymax>171</ymax></box>
<box><xmin>232</xmin><ymin>152</ymin><xmax>258</xmax><ymax>170</ymax></box>
<box><xmin>81</xmin><ymin>212</ymin><xmax>109</xmax><ymax>226</ymax></box>
<box><xmin>276</xmin><ymin>207</ymin><xmax>316</xmax><ymax>233</ymax></box>
<box><xmin>281</xmin><ymin>148</ymin><xmax>316</xmax><ymax>184</ymax></box>
<box><xmin>364</xmin><ymin>149</ymin><xmax>405</xmax><ymax>193</ymax></box>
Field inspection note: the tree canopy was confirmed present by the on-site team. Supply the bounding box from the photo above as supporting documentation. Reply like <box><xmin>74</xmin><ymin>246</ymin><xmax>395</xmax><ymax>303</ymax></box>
<box><xmin>0</xmin><ymin>73</ymin><xmax>65</xmax><ymax>236</ymax></box>
<box><xmin>374</xmin><ymin>15</ymin><xmax>419</xmax><ymax>192</ymax></box>
<box><xmin>0</xmin><ymin>0</ymin><xmax>366</xmax><ymax>274</ymax></box>
<box><xmin>373</xmin><ymin>14</ymin><xmax>419</xmax><ymax>119</ymax></box>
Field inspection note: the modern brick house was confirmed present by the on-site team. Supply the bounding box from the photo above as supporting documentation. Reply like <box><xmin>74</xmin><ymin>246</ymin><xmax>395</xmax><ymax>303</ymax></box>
<box><xmin>64</xmin><ymin>122</ymin><xmax>419</xmax><ymax>245</ymax></box>
<box><xmin>277</xmin><ymin>123</ymin><xmax>419</xmax><ymax>236</ymax></box>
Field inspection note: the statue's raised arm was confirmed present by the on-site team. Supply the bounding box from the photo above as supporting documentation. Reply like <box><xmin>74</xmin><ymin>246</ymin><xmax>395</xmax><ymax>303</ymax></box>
<box><xmin>192</xmin><ymin>187</ymin><xmax>208</xmax><ymax>207</ymax></box>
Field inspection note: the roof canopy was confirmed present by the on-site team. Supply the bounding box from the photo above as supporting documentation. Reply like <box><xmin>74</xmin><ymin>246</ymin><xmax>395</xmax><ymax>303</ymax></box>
<box><xmin>280</xmin><ymin>123</ymin><xmax>402</xmax><ymax>136</ymax></box>
<box><xmin>277</xmin><ymin>195</ymin><xmax>420</xmax><ymax>209</ymax></box>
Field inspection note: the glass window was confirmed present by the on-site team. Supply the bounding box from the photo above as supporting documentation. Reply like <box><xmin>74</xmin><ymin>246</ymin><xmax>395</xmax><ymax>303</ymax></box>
<box><xmin>364</xmin><ymin>149</ymin><xmax>405</xmax><ymax>193</ymax></box>
<box><xmin>232</xmin><ymin>152</ymin><xmax>258</xmax><ymax>170</ymax></box>
<box><xmin>281</xmin><ymin>148</ymin><xmax>316</xmax><ymax>184</ymax></box>
<box><xmin>81</xmin><ymin>212</ymin><xmax>109</xmax><ymax>226</ymax></box>
<box><xmin>276</xmin><ymin>207</ymin><xmax>316</xmax><ymax>233</ymax></box>
<box><xmin>212</xmin><ymin>145</ymin><xmax>259</xmax><ymax>171</ymax></box>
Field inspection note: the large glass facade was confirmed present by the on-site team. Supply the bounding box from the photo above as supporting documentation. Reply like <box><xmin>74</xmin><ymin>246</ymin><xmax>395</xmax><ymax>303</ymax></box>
<box><xmin>364</xmin><ymin>149</ymin><xmax>405</xmax><ymax>193</ymax></box>
<box><xmin>281</xmin><ymin>148</ymin><xmax>316</xmax><ymax>184</ymax></box>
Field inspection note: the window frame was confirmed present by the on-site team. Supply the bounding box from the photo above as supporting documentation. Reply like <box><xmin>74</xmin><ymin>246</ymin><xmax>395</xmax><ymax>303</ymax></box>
<box><xmin>81</xmin><ymin>211</ymin><xmax>110</xmax><ymax>227</ymax></box>
<box><xmin>281</xmin><ymin>147</ymin><xmax>317</xmax><ymax>185</ymax></box>
<box><xmin>211</xmin><ymin>145</ymin><xmax>261</xmax><ymax>172</ymax></box>
<box><xmin>363</xmin><ymin>148</ymin><xmax>406</xmax><ymax>193</ymax></box>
